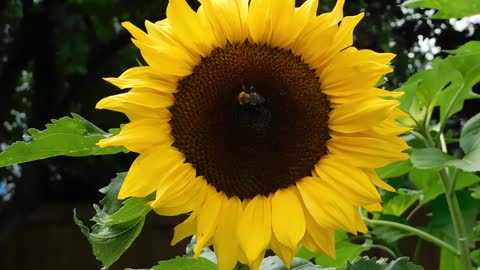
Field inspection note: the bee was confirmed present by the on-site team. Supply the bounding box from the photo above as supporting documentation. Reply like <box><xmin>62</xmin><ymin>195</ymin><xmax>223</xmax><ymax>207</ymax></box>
<box><xmin>237</xmin><ymin>84</ymin><xmax>265</xmax><ymax>106</ymax></box>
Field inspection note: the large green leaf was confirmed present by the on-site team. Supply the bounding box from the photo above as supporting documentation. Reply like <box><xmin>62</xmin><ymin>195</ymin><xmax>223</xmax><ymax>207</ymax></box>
<box><xmin>396</xmin><ymin>59</ymin><xmax>459</xmax><ymax>122</ymax></box>
<box><xmin>444</xmin><ymin>41</ymin><xmax>480</xmax><ymax>55</ymax></box>
<box><xmin>342</xmin><ymin>256</ymin><xmax>423</xmax><ymax>270</ymax></box>
<box><xmin>74</xmin><ymin>173</ymin><xmax>152</xmax><ymax>268</ymax></box>
<box><xmin>427</xmin><ymin>191</ymin><xmax>480</xmax><ymax>246</ymax></box>
<box><xmin>382</xmin><ymin>189</ymin><xmax>422</xmax><ymax>216</ymax></box>
<box><xmin>260</xmin><ymin>256</ymin><xmax>327</xmax><ymax>270</ymax></box>
<box><xmin>438</xmin><ymin>53</ymin><xmax>480</xmax><ymax>122</ymax></box>
<box><xmin>439</xmin><ymin>248</ymin><xmax>461</xmax><ymax>270</ymax></box>
<box><xmin>410</xmin><ymin>113</ymin><xmax>480</xmax><ymax>172</ymax></box>
<box><xmin>396</xmin><ymin>43</ymin><xmax>480</xmax><ymax>129</ymax></box>
<box><xmin>314</xmin><ymin>232</ymin><xmax>369</xmax><ymax>268</ymax></box>
<box><xmin>0</xmin><ymin>113</ymin><xmax>127</xmax><ymax>167</ymax></box>
<box><xmin>471</xmin><ymin>249</ymin><xmax>480</xmax><ymax>267</ymax></box>
<box><xmin>152</xmin><ymin>257</ymin><xmax>217</xmax><ymax>270</ymax></box>
<box><xmin>410</xmin><ymin>148</ymin><xmax>456</xmax><ymax>170</ymax></box>
<box><xmin>376</xmin><ymin>160</ymin><xmax>413</xmax><ymax>179</ymax></box>
<box><xmin>410</xmin><ymin>169</ymin><xmax>480</xmax><ymax>204</ymax></box>
<box><xmin>403</xmin><ymin>0</ymin><xmax>480</xmax><ymax>19</ymax></box>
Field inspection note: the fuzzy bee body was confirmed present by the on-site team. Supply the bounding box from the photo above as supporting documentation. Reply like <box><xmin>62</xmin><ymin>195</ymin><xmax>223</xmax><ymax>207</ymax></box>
<box><xmin>237</xmin><ymin>84</ymin><xmax>266</xmax><ymax>106</ymax></box>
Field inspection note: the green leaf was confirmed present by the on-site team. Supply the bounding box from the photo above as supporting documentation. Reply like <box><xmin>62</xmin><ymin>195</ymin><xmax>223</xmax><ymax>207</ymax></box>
<box><xmin>411</xmin><ymin>144</ymin><xmax>480</xmax><ymax>172</ymax></box>
<box><xmin>439</xmin><ymin>248</ymin><xmax>461</xmax><ymax>270</ymax></box>
<box><xmin>397</xmin><ymin>43</ymin><xmax>480</xmax><ymax>129</ymax></box>
<box><xmin>74</xmin><ymin>173</ymin><xmax>152</xmax><ymax>268</ymax></box>
<box><xmin>376</xmin><ymin>160</ymin><xmax>413</xmax><ymax>179</ymax></box>
<box><xmin>444</xmin><ymin>41</ymin><xmax>480</xmax><ymax>56</ymax></box>
<box><xmin>382</xmin><ymin>189</ymin><xmax>422</xmax><ymax>216</ymax></box>
<box><xmin>460</xmin><ymin>112</ymin><xmax>480</xmax><ymax>139</ymax></box>
<box><xmin>410</xmin><ymin>168</ymin><xmax>480</xmax><ymax>204</ymax></box>
<box><xmin>410</xmin><ymin>148</ymin><xmax>455</xmax><ymax>170</ymax></box>
<box><xmin>471</xmin><ymin>186</ymin><xmax>480</xmax><ymax>199</ymax></box>
<box><xmin>403</xmin><ymin>0</ymin><xmax>480</xmax><ymax>19</ymax></box>
<box><xmin>438</xmin><ymin>54</ymin><xmax>480</xmax><ymax>122</ymax></box>
<box><xmin>153</xmin><ymin>257</ymin><xmax>217</xmax><ymax>270</ymax></box>
<box><xmin>99</xmin><ymin>173</ymin><xmax>126</xmax><ymax>215</ymax></box>
<box><xmin>344</xmin><ymin>256</ymin><xmax>423</xmax><ymax>270</ymax></box>
<box><xmin>428</xmin><ymin>191</ymin><xmax>480</xmax><ymax>246</ymax></box>
<box><xmin>471</xmin><ymin>249</ymin><xmax>480</xmax><ymax>266</ymax></box>
<box><xmin>0</xmin><ymin>113</ymin><xmax>127</xmax><ymax>168</ymax></box>
<box><xmin>260</xmin><ymin>256</ymin><xmax>327</xmax><ymax>270</ymax></box>
<box><xmin>296</xmin><ymin>245</ymin><xmax>319</xmax><ymax>261</ymax></box>
<box><xmin>314</xmin><ymin>232</ymin><xmax>368</xmax><ymax>267</ymax></box>
<box><xmin>410</xmin><ymin>113</ymin><xmax>480</xmax><ymax>172</ymax></box>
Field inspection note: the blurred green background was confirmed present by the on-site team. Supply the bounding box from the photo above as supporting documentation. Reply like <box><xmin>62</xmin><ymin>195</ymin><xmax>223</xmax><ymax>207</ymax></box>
<box><xmin>0</xmin><ymin>0</ymin><xmax>478</xmax><ymax>269</ymax></box>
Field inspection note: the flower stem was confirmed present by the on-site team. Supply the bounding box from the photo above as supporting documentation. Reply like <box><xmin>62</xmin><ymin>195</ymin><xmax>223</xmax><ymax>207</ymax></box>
<box><xmin>425</xmin><ymin>132</ymin><xmax>473</xmax><ymax>270</ymax></box>
<box><xmin>362</xmin><ymin>218</ymin><xmax>459</xmax><ymax>256</ymax></box>
<box><xmin>438</xmin><ymin>169</ymin><xmax>472</xmax><ymax>270</ymax></box>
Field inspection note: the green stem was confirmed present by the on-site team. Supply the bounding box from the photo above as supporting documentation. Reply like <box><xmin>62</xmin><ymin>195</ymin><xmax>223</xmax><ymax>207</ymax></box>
<box><xmin>363</xmin><ymin>243</ymin><xmax>397</xmax><ymax>258</ymax></box>
<box><xmin>427</xmin><ymin>133</ymin><xmax>472</xmax><ymax>270</ymax></box>
<box><xmin>438</xmin><ymin>169</ymin><xmax>472</xmax><ymax>270</ymax></box>
<box><xmin>362</xmin><ymin>218</ymin><xmax>459</xmax><ymax>256</ymax></box>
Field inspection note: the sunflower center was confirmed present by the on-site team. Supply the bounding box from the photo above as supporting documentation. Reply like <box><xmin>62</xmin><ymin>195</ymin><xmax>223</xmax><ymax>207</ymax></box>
<box><xmin>170</xmin><ymin>42</ymin><xmax>329</xmax><ymax>199</ymax></box>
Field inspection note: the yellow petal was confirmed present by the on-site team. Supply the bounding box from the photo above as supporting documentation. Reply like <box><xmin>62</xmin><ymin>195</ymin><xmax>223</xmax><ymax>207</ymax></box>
<box><xmin>367</xmin><ymin>108</ymin><xmax>412</xmax><ymax>136</ymax></box>
<box><xmin>363</xmin><ymin>169</ymin><xmax>396</xmax><ymax>192</ymax></box>
<box><xmin>327</xmin><ymin>135</ymin><xmax>410</xmax><ymax>168</ymax></box>
<box><xmin>122</xmin><ymin>21</ymin><xmax>152</xmax><ymax>44</ymax></box>
<box><xmin>97</xmin><ymin>119</ymin><xmax>173</xmax><ymax>152</ymax></box>
<box><xmin>296</xmin><ymin>0</ymin><xmax>344</xmax><ymax>41</ymax></box>
<box><xmin>321</xmin><ymin>63</ymin><xmax>393</xmax><ymax>94</ymax></box>
<box><xmin>269</xmin><ymin>0</ymin><xmax>298</xmax><ymax>48</ymax></box>
<box><xmin>363</xmin><ymin>202</ymin><xmax>383</xmax><ymax>212</ymax></box>
<box><xmin>151</xmin><ymin>176</ymin><xmax>208</xmax><ymax>216</ymax></box>
<box><xmin>247</xmin><ymin>0</ymin><xmax>272</xmax><ymax>44</ymax></box>
<box><xmin>103</xmin><ymin>66</ymin><xmax>178</xmax><ymax>92</ymax></box>
<box><xmin>271</xmin><ymin>187</ymin><xmax>305</xmax><ymax>248</ymax></box>
<box><xmin>166</xmin><ymin>0</ymin><xmax>218</xmax><ymax>56</ymax></box>
<box><xmin>237</xmin><ymin>195</ymin><xmax>272</xmax><ymax>263</ymax></box>
<box><xmin>171</xmin><ymin>212</ymin><xmax>197</xmax><ymax>245</ymax></box>
<box><xmin>194</xmin><ymin>186</ymin><xmax>222</xmax><ymax>257</ymax></box>
<box><xmin>352</xmin><ymin>207</ymin><xmax>368</xmax><ymax>233</ymax></box>
<box><xmin>296</xmin><ymin>0</ymin><xmax>319</xmax><ymax>21</ymax></box>
<box><xmin>296</xmin><ymin>177</ymin><xmax>356</xmax><ymax>233</ymax></box>
<box><xmin>314</xmin><ymin>157</ymin><xmax>381</xmax><ymax>205</ymax></box>
<box><xmin>293</xmin><ymin>24</ymin><xmax>337</xmax><ymax>68</ymax></box>
<box><xmin>270</xmin><ymin>232</ymin><xmax>297</xmax><ymax>268</ymax></box>
<box><xmin>202</xmin><ymin>0</ymin><xmax>246</xmax><ymax>44</ymax></box>
<box><xmin>131</xmin><ymin>39</ymin><xmax>195</xmax><ymax>76</ymax></box>
<box><xmin>329</xmin><ymin>98</ymin><xmax>399</xmax><ymax>133</ymax></box>
<box><xmin>96</xmin><ymin>90</ymin><xmax>174</xmax><ymax>110</ymax></box>
<box><xmin>332</xmin><ymin>13</ymin><xmax>364</xmax><ymax>52</ymax></box>
<box><xmin>117</xmin><ymin>146</ymin><xmax>185</xmax><ymax>199</ymax></box>
<box><xmin>374</xmin><ymin>89</ymin><xmax>405</xmax><ymax>98</ymax></box>
<box><xmin>214</xmin><ymin>196</ymin><xmax>243</xmax><ymax>270</ymax></box>
<box><xmin>301</xmin><ymin>207</ymin><xmax>336</xmax><ymax>258</ymax></box>
<box><xmin>249</xmin><ymin>251</ymin><xmax>266</xmax><ymax>270</ymax></box>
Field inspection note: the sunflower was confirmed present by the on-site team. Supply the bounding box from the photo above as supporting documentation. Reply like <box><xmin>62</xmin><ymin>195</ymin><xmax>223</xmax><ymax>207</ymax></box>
<box><xmin>96</xmin><ymin>0</ymin><xmax>410</xmax><ymax>269</ymax></box>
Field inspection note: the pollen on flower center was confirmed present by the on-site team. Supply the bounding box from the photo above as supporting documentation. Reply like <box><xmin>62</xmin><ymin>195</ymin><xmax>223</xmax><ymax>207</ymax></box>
<box><xmin>170</xmin><ymin>42</ymin><xmax>330</xmax><ymax>199</ymax></box>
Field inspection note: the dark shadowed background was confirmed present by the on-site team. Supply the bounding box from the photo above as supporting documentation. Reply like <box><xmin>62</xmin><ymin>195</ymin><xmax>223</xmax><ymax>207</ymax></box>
<box><xmin>0</xmin><ymin>0</ymin><xmax>478</xmax><ymax>269</ymax></box>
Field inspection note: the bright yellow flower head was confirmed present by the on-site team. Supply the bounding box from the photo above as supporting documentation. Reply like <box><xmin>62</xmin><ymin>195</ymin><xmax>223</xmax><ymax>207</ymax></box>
<box><xmin>96</xmin><ymin>0</ymin><xmax>410</xmax><ymax>269</ymax></box>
